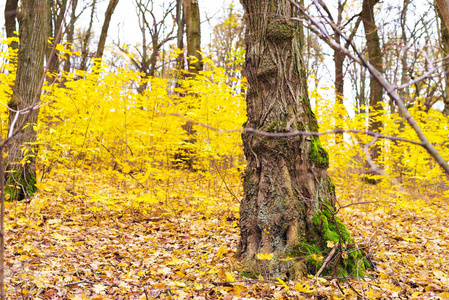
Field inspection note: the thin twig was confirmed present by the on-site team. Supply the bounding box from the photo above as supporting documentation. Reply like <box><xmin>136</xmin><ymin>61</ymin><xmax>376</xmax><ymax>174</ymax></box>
<box><xmin>62</xmin><ymin>280</ymin><xmax>98</xmax><ymax>287</ymax></box>
<box><xmin>315</xmin><ymin>242</ymin><xmax>339</xmax><ymax>278</ymax></box>
<box><xmin>166</xmin><ymin>113</ymin><xmax>424</xmax><ymax>146</ymax></box>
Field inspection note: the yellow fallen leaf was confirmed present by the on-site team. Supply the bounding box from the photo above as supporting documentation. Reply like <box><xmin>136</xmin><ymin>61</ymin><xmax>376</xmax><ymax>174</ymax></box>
<box><xmin>226</xmin><ymin>272</ymin><xmax>235</xmax><ymax>282</ymax></box>
<box><xmin>312</xmin><ymin>253</ymin><xmax>323</xmax><ymax>262</ymax></box>
<box><xmin>276</xmin><ymin>277</ymin><xmax>289</xmax><ymax>291</ymax></box>
<box><xmin>52</xmin><ymin>233</ymin><xmax>69</xmax><ymax>241</ymax></box>
<box><xmin>412</xmin><ymin>291</ymin><xmax>423</xmax><ymax>298</ymax></box>
<box><xmin>256</xmin><ymin>253</ymin><xmax>274</xmax><ymax>260</ymax></box>
<box><xmin>327</xmin><ymin>240</ymin><xmax>335</xmax><ymax>248</ymax></box>
<box><xmin>216</xmin><ymin>246</ymin><xmax>226</xmax><ymax>259</ymax></box>
<box><xmin>294</xmin><ymin>284</ymin><xmax>316</xmax><ymax>293</ymax></box>
<box><xmin>175</xmin><ymin>281</ymin><xmax>186</xmax><ymax>287</ymax></box>
<box><xmin>277</xmin><ymin>257</ymin><xmax>294</xmax><ymax>261</ymax></box>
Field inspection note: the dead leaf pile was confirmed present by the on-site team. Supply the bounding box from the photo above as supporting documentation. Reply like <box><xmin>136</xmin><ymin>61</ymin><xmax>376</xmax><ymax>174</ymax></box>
<box><xmin>3</xmin><ymin>168</ymin><xmax>449</xmax><ymax>299</ymax></box>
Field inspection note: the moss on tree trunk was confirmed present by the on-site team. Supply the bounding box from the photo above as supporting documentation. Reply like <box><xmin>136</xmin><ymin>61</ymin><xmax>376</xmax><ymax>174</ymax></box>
<box><xmin>5</xmin><ymin>0</ymin><xmax>49</xmax><ymax>200</ymax></box>
<box><xmin>237</xmin><ymin>0</ymin><xmax>370</xmax><ymax>280</ymax></box>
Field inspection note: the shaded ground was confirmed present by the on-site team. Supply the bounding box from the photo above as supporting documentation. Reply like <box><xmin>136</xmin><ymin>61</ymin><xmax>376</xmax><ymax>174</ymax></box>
<box><xmin>4</xmin><ymin>169</ymin><xmax>449</xmax><ymax>299</ymax></box>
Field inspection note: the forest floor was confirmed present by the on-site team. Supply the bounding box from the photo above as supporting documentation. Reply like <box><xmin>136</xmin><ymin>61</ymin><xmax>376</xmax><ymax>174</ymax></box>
<box><xmin>3</xmin><ymin>168</ymin><xmax>449</xmax><ymax>299</ymax></box>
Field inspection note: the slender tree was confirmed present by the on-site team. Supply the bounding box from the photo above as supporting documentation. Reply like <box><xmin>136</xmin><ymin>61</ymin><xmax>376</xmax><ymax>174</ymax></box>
<box><xmin>361</xmin><ymin>0</ymin><xmax>383</xmax><ymax>163</ymax></box>
<box><xmin>96</xmin><ymin>0</ymin><xmax>120</xmax><ymax>60</ymax></box>
<box><xmin>4</xmin><ymin>0</ymin><xmax>19</xmax><ymax>50</ymax></box>
<box><xmin>437</xmin><ymin>1</ymin><xmax>449</xmax><ymax>115</ymax></box>
<box><xmin>237</xmin><ymin>0</ymin><xmax>368</xmax><ymax>278</ymax></box>
<box><xmin>64</xmin><ymin>0</ymin><xmax>79</xmax><ymax>72</ymax></box>
<box><xmin>6</xmin><ymin>0</ymin><xmax>50</xmax><ymax>200</ymax></box>
<box><xmin>79</xmin><ymin>0</ymin><xmax>97</xmax><ymax>71</ymax></box>
<box><xmin>175</xmin><ymin>0</ymin><xmax>185</xmax><ymax>72</ymax></box>
<box><xmin>47</xmin><ymin>0</ymin><xmax>68</xmax><ymax>83</ymax></box>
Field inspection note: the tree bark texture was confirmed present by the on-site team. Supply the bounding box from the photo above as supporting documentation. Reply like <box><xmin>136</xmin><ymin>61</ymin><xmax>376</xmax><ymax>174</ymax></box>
<box><xmin>437</xmin><ymin>2</ymin><xmax>449</xmax><ymax>116</ymax></box>
<box><xmin>184</xmin><ymin>0</ymin><xmax>203</xmax><ymax>74</ymax></box>
<box><xmin>436</xmin><ymin>0</ymin><xmax>449</xmax><ymax>32</ymax></box>
<box><xmin>237</xmin><ymin>0</ymin><xmax>368</xmax><ymax>279</ymax></box>
<box><xmin>96</xmin><ymin>0</ymin><xmax>119</xmax><ymax>60</ymax></box>
<box><xmin>6</xmin><ymin>0</ymin><xmax>49</xmax><ymax>200</ymax></box>
<box><xmin>4</xmin><ymin>0</ymin><xmax>19</xmax><ymax>50</ymax></box>
<box><xmin>361</xmin><ymin>0</ymin><xmax>383</xmax><ymax>162</ymax></box>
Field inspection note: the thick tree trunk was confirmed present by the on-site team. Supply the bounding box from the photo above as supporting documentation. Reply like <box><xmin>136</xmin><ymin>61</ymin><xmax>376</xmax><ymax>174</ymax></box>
<box><xmin>362</xmin><ymin>0</ymin><xmax>383</xmax><ymax>163</ymax></box>
<box><xmin>6</xmin><ymin>0</ymin><xmax>49</xmax><ymax>200</ymax></box>
<box><xmin>184</xmin><ymin>0</ymin><xmax>203</xmax><ymax>74</ymax></box>
<box><xmin>96</xmin><ymin>0</ymin><xmax>119</xmax><ymax>60</ymax></box>
<box><xmin>237</xmin><ymin>0</ymin><xmax>368</xmax><ymax>279</ymax></box>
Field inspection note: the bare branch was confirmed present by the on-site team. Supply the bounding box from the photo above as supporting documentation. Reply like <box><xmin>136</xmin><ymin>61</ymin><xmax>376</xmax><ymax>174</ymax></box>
<box><xmin>289</xmin><ymin>0</ymin><xmax>449</xmax><ymax>177</ymax></box>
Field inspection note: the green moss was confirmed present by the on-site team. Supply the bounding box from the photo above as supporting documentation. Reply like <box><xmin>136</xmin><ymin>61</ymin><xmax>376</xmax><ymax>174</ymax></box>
<box><xmin>311</xmin><ymin>209</ymin><xmax>369</xmax><ymax>277</ymax></box>
<box><xmin>290</xmin><ymin>241</ymin><xmax>324</xmax><ymax>272</ymax></box>
<box><xmin>309</xmin><ymin>137</ymin><xmax>329</xmax><ymax>169</ymax></box>
<box><xmin>240</xmin><ymin>271</ymin><xmax>256</xmax><ymax>279</ymax></box>
<box><xmin>266</xmin><ymin>19</ymin><xmax>293</xmax><ymax>42</ymax></box>
<box><xmin>327</xmin><ymin>175</ymin><xmax>336</xmax><ymax>195</ymax></box>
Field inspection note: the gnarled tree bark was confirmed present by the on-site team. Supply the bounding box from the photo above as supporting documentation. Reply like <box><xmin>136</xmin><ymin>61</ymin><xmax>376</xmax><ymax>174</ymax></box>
<box><xmin>237</xmin><ymin>0</ymin><xmax>368</xmax><ymax>279</ymax></box>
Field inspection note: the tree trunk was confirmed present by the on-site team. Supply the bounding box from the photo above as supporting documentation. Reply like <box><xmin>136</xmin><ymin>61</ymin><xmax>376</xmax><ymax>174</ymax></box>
<box><xmin>436</xmin><ymin>0</ymin><xmax>449</xmax><ymax>31</ymax></box>
<box><xmin>177</xmin><ymin>0</ymin><xmax>203</xmax><ymax>169</ymax></box>
<box><xmin>361</xmin><ymin>0</ymin><xmax>383</xmax><ymax>163</ymax></box>
<box><xmin>176</xmin><ymin>0</ymin><xmax>185</xmax><ymax>73</ymax></box>
<box><xmin>237</xmin><ymin>0</ymin><xmax>368</xmax><ymax>279</ymax></box>
<box><xmin>437</xmin><ymin>2</ymin><xmax>449</xmax><ymax>116</ymax></box>
<box><xmin>47</xmin><ymin>0</ymin><xmax>68</xmax><ymax>83</ymax></box>
<box><xmin>4</xmin><ymin>0</ymin><xmax>19</xmax><ymax>50</ymax></box>
<box><xmin>184</xmin><ymin>0</ymin><xmax>203</xmax><ymax>74</ymax></box>
<box><xmin>96</xmin><ymin>0</ymin><xmax>119</xmax><ymax>60</ymax></box>
<box><xmin>79</xmin><ymin>0</ymin><xmax>97</xmax><ymax>71</ymax></box>
<box><xmin>64</xmin><ymin>0</ymin><xmax>78</xmax><ymax>73</ymax></box>
<box><xmin>6</xmin><ymin>0</ymin><xmax>49</xmax><ymax>200</ymax></box>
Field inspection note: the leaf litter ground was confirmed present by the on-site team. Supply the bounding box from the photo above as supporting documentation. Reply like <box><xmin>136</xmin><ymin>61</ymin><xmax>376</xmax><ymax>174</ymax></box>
<box><xmin>4</xmin><ymin>169</ymin><xmax>449</xmax><ymax>299</ymax></box>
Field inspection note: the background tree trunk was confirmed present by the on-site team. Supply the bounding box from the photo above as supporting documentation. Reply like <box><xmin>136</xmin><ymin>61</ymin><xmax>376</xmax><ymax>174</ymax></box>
<box><xmin>96</xmin><ymin>0</ymin><xmax>119</xmax><ymax>60</ymax></box>
<box><xmin>176</xmin><ymin>0</ymin><xmax>203</xmax><ymax>170</ymax></box>
<box><xmin>237</xmin><ymin>0</ymin><xmax>368</xmax><ymax>279</ymax></box>
<box><xmin>47</xmin><ymin>0</ymin><xmax>68</xmax><ymax>83</ymax></box>
<box><xmin>6</xmin><ymin>0</ymin><xmax>49</xmax><ymax>200</ymax></box>
<box><xmin>4</xmin><ymin>0</ymin><xmax>19</xmax><ymax>50</ymax></box>
<box><xmin>64</xmin><ymin>0</ymin><xmax>78</xmax><ymax>73</ymax></box>
<box><xmin>184</xmin><ymin>0</ymin><xmax>203</xmax><ymax>74</ymax></box>
<box><xmin>176</xmin><ymin>0</ymin><xmax>185</xmax><ymax>73</ymax></box>
<box><xmin>361</xmin><ymin>0</ymin><xmax>383</xmax><ymax>164</ymax></box>
<box><xmin>79</xmin><ymin>0</ymin><xmax>97</xmax><ymax>71</ymax></box>
<box><xmin>437</xmin><ymin>2</ymin><xmax>449</xmax><ymax>116</ymax></box>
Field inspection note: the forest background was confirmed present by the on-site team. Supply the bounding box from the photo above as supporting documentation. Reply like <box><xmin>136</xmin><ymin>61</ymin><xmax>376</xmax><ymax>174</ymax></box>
<box><xmin>0</xmin><ymin>0</ymin><xmax>448</xmax><ymax>299</ymax></box>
